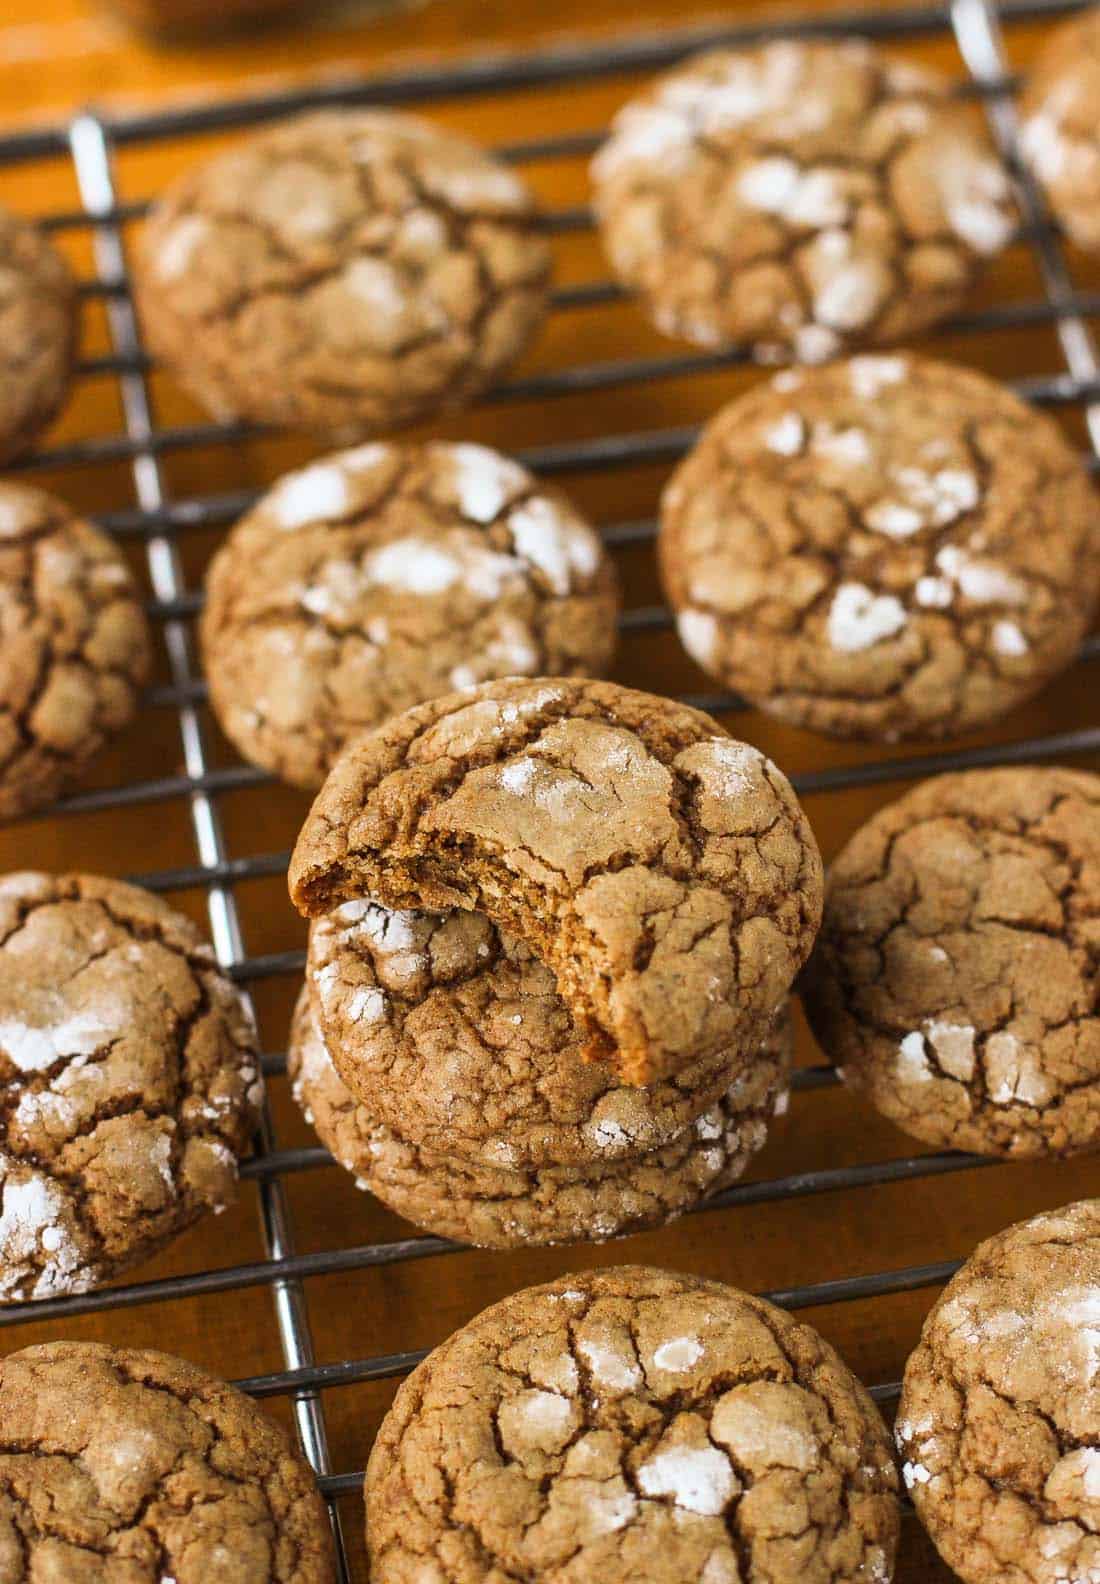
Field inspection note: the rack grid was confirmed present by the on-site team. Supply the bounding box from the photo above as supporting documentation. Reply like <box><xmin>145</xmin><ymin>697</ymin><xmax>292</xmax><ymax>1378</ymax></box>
<box><xmin>2</xmin><ymin>0</ymin><xmax>1099</xmax><ymax>1577</ymax></box>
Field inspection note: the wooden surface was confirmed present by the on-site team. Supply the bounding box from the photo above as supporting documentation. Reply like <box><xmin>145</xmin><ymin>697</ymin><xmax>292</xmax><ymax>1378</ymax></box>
<box><xmin>1</xmin><ymin>2</ymin><xmax>1098</xmax><ymax>1580</ymax></box>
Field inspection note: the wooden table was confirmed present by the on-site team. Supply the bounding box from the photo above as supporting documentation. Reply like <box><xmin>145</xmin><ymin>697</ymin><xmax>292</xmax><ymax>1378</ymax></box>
<box><xmin>1</xmin><ymin>2</ymin><xmax>1097</xmax><ymax>1580</ymax></box>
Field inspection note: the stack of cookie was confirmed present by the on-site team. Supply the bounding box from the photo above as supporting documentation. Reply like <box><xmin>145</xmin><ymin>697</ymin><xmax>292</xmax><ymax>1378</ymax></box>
<box><xmin>286</xmin><ymin>676</ymin><xmax>823</xmax><ymax>1249</ymax></box>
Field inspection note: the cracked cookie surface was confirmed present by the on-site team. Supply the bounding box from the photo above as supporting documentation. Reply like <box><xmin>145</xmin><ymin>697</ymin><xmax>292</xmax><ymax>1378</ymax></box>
<box><xmin>897</xmin><ymin>1199</ymin><xmax>1100</xmax><ymax>1584</ymax></box>
<box><xmin>365</xmin><ymin>1264</ymin><xmax>899</xmax><ymax>1582</ymax></box>
<box><xmin>0</xmin><ymin>1339</ymin><xmax>335</xmax><ymax>1582</ymax></box>
<box><xmin>289</xmin><ymin>988</ymin><xmax>790</xmax><ymax>1247</ymax></box>
<box><xmin>0</xmin><ymin>872</ymin><xmax>260</xmax><ymax>1302</ymax></box>
<box><xmin>0</xmin><ymin>484</ymin><xmax>151</xmax><ymax>821</ymax></box>
<box><xmin>289</xmin><ymin>678</ymin><xmax>823</xmax><ymax>1086</ymax></box>
<box><xmin>0</xmin><ymin>206</ymin><xmax>77</xmax><ymax>464</ymax></box>
<box><xmin>1020</xmin><ymin>10</ymin><xmax>1100</xmax><ymax>252</ymax></box>
<box><xmin>592</xmin><ymin>39</ymin><xmax>1013</xmax><ymax>361</ymax></box>
<box><xmin>803</xmin><ymin>767</ymin><xmax>1100</xmax><ymax>1158</ymax></box>
<box><xmin>202</xmin><ymin>442</ymin><xmax>618</xmax><ymax>789</ymax></box>
<box><xmin>306</xmin><ymin>899</ymin><xmax>770</xmax><ymax>1168</ymax></box>
<box><xmin>660</xmin><ymin>356</ymin><xmax>1100</xmax><ymax>741</ymax></box>
<box><xmin>136</xmin><ymin>110</ymin><xmax>551</xmax><ymax>435</ymax></box>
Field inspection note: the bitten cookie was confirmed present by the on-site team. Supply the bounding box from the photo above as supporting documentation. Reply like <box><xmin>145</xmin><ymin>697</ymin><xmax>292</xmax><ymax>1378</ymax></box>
<box><xmin>1020</xmin><ymin>9</ymin><xmax>1100</xmax><ymax>251</ymax></box>
<box><xmin>0</xmin><ymin>205</ymin><xmax>77</xmax><ymax>464</ymax></box>
<box><xmin>307</xmin><ymin>900</ymin><xmax>768</xmax><ymax>1168</ymax></box>
<box><xmin>0</xmin><ymin>483</ymin><xmax>152</xmax><ymax>820</ymax></box>
<box><xmin>897</xmin><ymin>1200</ymin><xmax>1100</xmax><ymax>1584</ymax></box>
<box><xmin>365</xmin><ymin>1265</ymin><xmax>900</xmax><ymax>1582</ymax></box>
<box><xmin>289</xmin><ymin>989</ymin><xmax>790</xmax><ymax>1248</ymax></box>
<box><xmin>660</xmin><ymin>356</ymin><xmax>1100</xmax><ymax>741</ymax></box>
<box><xmin>289</xmin><ymin>678</ymin><xmax>823</xmax><ymax>1086</ymax></box>
<box><xmin>137</xmin><ymin>111</ymin><xmax>551</xmax><ymax>435</ymax></box>
<box><xmin>202</xmin><ymin>443</ymin><xmax>618</xmax><ymax>789</ymax></box>
<box><xmin>0</xmin><ymin>1340</ymin><xmax>335</xmax><ymax>1582</ymax></box>
<box><xmin>0</xmin><ymin>873</ymin><xmax>260</xmax><ymax>1302</ymax></box>
<box><xmin>592</xmin><ymin>39</ymin><xmax>1013</xmax><ymax>361</ymax></box>
<box><xmin>803</xmin><ymin>767</ymin><xmax>1100</xmax><ymax>1158</ymax></box>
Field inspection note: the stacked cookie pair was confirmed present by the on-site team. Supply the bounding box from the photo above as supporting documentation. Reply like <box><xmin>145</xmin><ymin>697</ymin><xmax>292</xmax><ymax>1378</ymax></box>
<box><xmin>285</xmin><ymin>676</ymin><xmax>823</xmax><ymax>1248</ymax></box>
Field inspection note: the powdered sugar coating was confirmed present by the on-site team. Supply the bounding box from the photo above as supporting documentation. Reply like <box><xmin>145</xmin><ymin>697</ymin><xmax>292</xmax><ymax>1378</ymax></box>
<box><xmin>593</xmin><ymin>39</ymin><xmax>1013</xmax><ymax>360</ymax></box>
<box><xmin>202</xmin><ymin>442</ymin><xmax>618</xmax><ymax>790</ymax></box>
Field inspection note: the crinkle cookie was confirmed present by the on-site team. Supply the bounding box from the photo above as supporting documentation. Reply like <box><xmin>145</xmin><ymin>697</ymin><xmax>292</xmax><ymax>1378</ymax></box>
<box><xmin>289</xmin><ymin>989</ymin><xmax>790</xmax><ymax>1248</ymax></box>
<box><xmin>1020</xmin><ymin>9</ymin><xmax>1100</xmax><ymax>251</ymax></box>
<box><xmin>592</xmin><ymin>39</ymin><xmax>1013</xmax><ymax>361</ymax></box>
<box><xmin>365</xmin><ymin>1265</ymin><xmax>900</xmax><ymax>1583</ymax></box>
<box><xmin>0</xmin><ymin>1340</ymin><xmax>335</xmax><ymax>1582</ymax></box>
<box><xmin>0</xmin><ymin>205</ymin><xmax>77</xmax><ymax>464</ymax></box>
<box><xmin>289</xmin><ymin>678</ymin><xmax>823</xmax><ymax>1086</ymax></box>
<box><xmin>897</xmin><ymin>1200</ymin><xmax>1100</xmax><ymax>1584</ymax></box>
<box><xmin>0</xmin><ymin>872</ymin><xmax>260</xmax><ymax>1303</ymax></box>
<box><xmin>803</xmin><ymin>767</ymin><xmax>1100</xmax><ymax>1159</ymax></box>
<box><xmin>660</xmin><ymin>356</ymin><xmax>1100</xmax><ymax>741</ymax></box>
<box><xmin>136</xmin><ymin>111</ymin><xmax>551</xmax><ymax>435</ymax></box>
<box><xmin>202</xmin><ymin>442</ymin><xmax>618</xmax><ymax>790</ymax></box>
<box><xmin>306</xmin><ymin>899</ymin><xmax>771</xmax><ymax>1168</ymax></box>
<box><xmin>0</xmin><ymin>482</ymin><xmax>152</xmax><ymax>820</ymax></box>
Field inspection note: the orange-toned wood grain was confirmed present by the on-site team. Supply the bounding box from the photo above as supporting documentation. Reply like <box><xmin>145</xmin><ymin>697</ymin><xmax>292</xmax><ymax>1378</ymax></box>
<box><xmin>0</xmin><ymin>3</ymin><xmax>1098</xmax><ymax>1580</ymax></box>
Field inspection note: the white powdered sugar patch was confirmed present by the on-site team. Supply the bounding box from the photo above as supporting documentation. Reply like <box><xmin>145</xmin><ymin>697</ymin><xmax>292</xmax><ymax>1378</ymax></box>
<box><xmin>151</xmin><ymin>1131</ymin><xmax>176</xmax><ymax>1194</ymax></box>
<box><xmin>826</xmin><ymin>583</ymin><xmax>907</xmax><ymax>652</ymax></box>
<box><xmin>1052</xmin><ymin>1288</ymin><xmax>1100</xmax><ymax>1384</ymax></box>
<box><xmin>361</xmin><ymin>540</ymin><xmax>455</xmax><ymax>597</ymax></box>
<box><xmin>793</xmin><ymin>322</ymin><xmax>841</xmax><ymax>363</ymax></box>
<box><xmin>0</xmin><ymin>1163</ymin><xmax>89</xmax><ymax>1300</ymax></box>
<box><xmin>590</xmin><ymin>1118</ymin><xmax>630</xmax><ymax>1151</ymax></box>
<box><xmin>156</xmin><ymin>215</ymin><xmax>210</xmax><ymax>282</ymax></box>
<box><xmin>693</xmin><ymin>738</ymin><xmax>765</xmax><ymax>798</ymax></box>
<box><xmin>866</xmin><ymin>501</ymin><xmax>924</xmax><ymax>538</ymax></box>
<box><xmin>924</xmin><ymin>1021</ymin><xmax>976</xmax><ymax>1083</ymax></box>
<box><xmin>583</xmin><ymin>1486</ymin><xmax>638</xmax><ymax>1536</ymax></box>
<box><xmin>343</xmin><ymin>256</ymin><xmax>408</xmax><ymax>324</ymax></box>
<box><xmin>592</xmin><ymin>105</ymin><xmax>694</xmax><ymax>184</ymax></box>
<box><xmin>429</xmin><ymin>161</ymin><xmax>529</xmax><ymax>213</ymax></box>
<box><xmin>934</xmin><ymin>546</ymin><xmax>1027</xmax><ymax>605</ymax></box>
<box><xmin>867</xmin><ymin>466</ymin><xmax>979</xmax><ymax>539</ymax></box>
<box><xmin>0</xmin><ymin>1006</ymin><xmax>117</xmax><ymax>1075</ymax></box>
<box><xmin>346</xmin><ymin>986</ymin><xmax>387</xmax><ymax>1025</ymax></box>
<box><xmin>577</xmin><ymin>1336</ymin><xmax>642</xmax><ymax>1392</ymax></box>
<box><xmin>498</xmin><ymin>756</ymin><xmax>537</xmax><ymax>795</ymax></box>
<box><xmin>449</xmin><ymin>443</ymin><xmax>528</xmax><ymax>523</ymax></box>
<box><xmin>812</xmin><ymin>423</ymin><xmax>872</xmax><ymax>469</ymax></box>
<box><xmin>992</xmin><ymin>619</ymin><xmax>1028</xmax><ymax>657</ymax></box>
<box><xmin>677</xmin><ymin>609</ymin><xmax>719</xmax><ymax>667</ymax></box>
<box><xmin>902</xmin><ymin>1460</ymin><xmax>932</xmax><ymax>1489</ymax></box>
<box><xmin>272</xmin><ymin>464</ymin><xmax>352</xmax><ymax>531</ymax></box>
<box><xmin>771</xmin><ymin>369</ymin><xmax>803</xmax><ymax>394</ymax></box>
<box><xmin>940</xmin><ymin>152</ymin><xmax>1014</xmax><ymax>256</ymax></box>
<box><xmin>985</xmin><ymin>1030</ymin><xmax>1051</xmax><ymax>1107</ymax></box>
<box><xmin>915</xmin><ymin>575</ymin><xmax>954</xmax><ymax>609</ymax></box>
<box><xmin>736</xmin><ymin>157</ymin><xmax>849</xmax><ymax>227</ymax></box>
<box><xmin>510</xmin><ymin>498</ymin><xmax>600</xmax><ymax>595</ymax></box>
<box><xmin>653</xmin><ymin>1336</ymin><xmax>704</xmax><ymax>1372</ymax></box>
<box><xmin>350</xmin><ymin>905</ymin><xmax>419</xmax><ymax>954</ymax></box>
<box><xmin>848</xmin><ymin>355</ymin><xmax>907</xmax><ymax>400</ymax></box>
<box><xmin>897</xmin><ymin>1031</ymin><xmax>934</xmax><ymax>1084</ymax></box>
<box><xmin>762</xmin><ymin>411</ymin><xmax>805</xmax><ymax>456</ymax></box>
<box><xmin>637</xmin><ymin>1446</ymin><xmax>737</xmax><ymax>1515</ymax></box>
<box><xmin>506</xmin><ymin>1387</ymin><xmax>574</xmax><ymax>1441</ymax></box>
<box><xmin>809</xmin><ymin>230</ymin><xmax>887</xmax><ymax>332</ymax></box>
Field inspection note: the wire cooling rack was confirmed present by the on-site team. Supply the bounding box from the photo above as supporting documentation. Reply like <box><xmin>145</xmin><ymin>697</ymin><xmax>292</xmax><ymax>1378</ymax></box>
<box><xmin>1</xmin><ymin>1</ymin><xmax>1099</xmax><ymax>1578</ymax></box>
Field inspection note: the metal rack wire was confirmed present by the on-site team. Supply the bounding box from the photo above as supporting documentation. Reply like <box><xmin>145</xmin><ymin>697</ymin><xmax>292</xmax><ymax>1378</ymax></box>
<box><xmin>2</xmin><ymin>0</ymin><xmax>1098</xmax><ymax>1573</ymax></box>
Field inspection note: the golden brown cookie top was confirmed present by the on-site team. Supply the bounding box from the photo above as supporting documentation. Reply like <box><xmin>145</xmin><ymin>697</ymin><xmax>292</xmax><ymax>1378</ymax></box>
<box><xmin>137</xmin><ymin>110</ymin><xmax>551</xmax><ymax>435</ymax></box>
<box><xmin>897</xmin><ymin>1199</ymin><xmax>1100</xmax><ymax>1584</ymax></box>
<box><xmin>0</xmin><ymin>1340</ymin><xmax>335</xmax><ymax>1582</ymax></box>
<box><xmin>0</xmin><ymin>205</ymin><xmax>77</xmax><ymax>464</ymax></box>
<box><xmin>201</xmin><ymin>442</ymin><xmax>619</xmax><ymax>789</ymax></box>
<box><xmin>307</xmin><ymin>898</ymin><xmax>763</xmax><ymax>1167</ymax></box>
<box><xmin>592</xmin><ymin>39</ymin><xmax>1013</xmax><ymax>359</ymax></box>
<box><xmin>0</xmin><ymin>483</ymin><xmax>152</xmax><ymax>820</ymax></box>
<box><xmin>0</xmin><ymin>872</ymin><xmax>260</xmax><ymax>1302</ymax></box>
<box><xmin>660</xmin><ymin>356</ymin><xmax>1100</xmax><ymax>741</ymax></box>
<box><xmin>289</xmin><ymin>678</ymin><xmax>822</xmax><ymax>1085</ymax></box>
<box><xmin>366</xmin><ymin>1264</ymin><xmax>899</xmax><ymax>1583</ymax></box>
<box><xmin>288</xmin><ymin>989</ymin><xmax>790</xmax><ymax>1249</ymax></box>
<box><xmin>803</xmin><ymin>767</ymin><xmax>1100</xmax><ymax>1158</ymax></box>
<box><xmin>1020</xmin><ymin>8</ymin><xmax>1100</xmax><ymax>251</ymax></box>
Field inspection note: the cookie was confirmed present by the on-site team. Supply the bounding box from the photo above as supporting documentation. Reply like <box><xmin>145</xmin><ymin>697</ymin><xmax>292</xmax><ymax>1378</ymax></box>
<box><xmin>137</xmin><ymin>111</ymin><xmax>551</xmax><ymax>436</ymax></box>
<box><xmin>0</xmin><ymin>483</ymin><xmax>152</xmax><ymax>820</ymax></box>
<box><xmin>1020</xmin><ymin>9</ymin><xmax>1100</xmax><ymax>251</ymax></box>
<box><xmin>201</xmin><ymin>442</ymin><xmax>618</xmax><ymax>790</ymax></box>
<box><xmin>897</xmin><ymin>1199</ymin><xmax>1100</xmax><ymax>1584</ymax></box>
<box><xmin>0</xmin><ymin>872</ymin><xmax>260</xmax><ymax>1302</ymax></box>
<box><xmin>0</xmin><ymin>1339</ymin><xmax>335</xmax><ymax>1582</ymax></box>
<box><xmin>592</xmin><ymin>39</ymin><xmax>1013</xmax><ymax>361</ymax></box>
<box><xmin>289</xmin><ymin>678</ymin><xmax>823</xmax><ymax>1086</ymax></box>
<box><xmin>365</xmin><ymin>1264</ymin><xmax>900</xmax><ymax>1582</ymax></box>
<box><xmin>289</xmin><ymin>987</ymin><xmax>789</xmax><ymax>1248</ymax></box>
<box><xmin>0</xmin><ymin>206</ymin><xmax>77</xmax><ymax>465</ymax></box>
<box><xmin>306</xmin><ymin>899</ymin><xmax>774</xmax><ymax>1169</ymax></box>
<box><xmin>803</xmin><ymin>767</ymin><xmax>1100</xmax><ymax>1159</ymax></box>
<box><xmin>660</xmin><ymin>356</ymin><xmax>1100</xmax><ymax>741</ymax></box>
